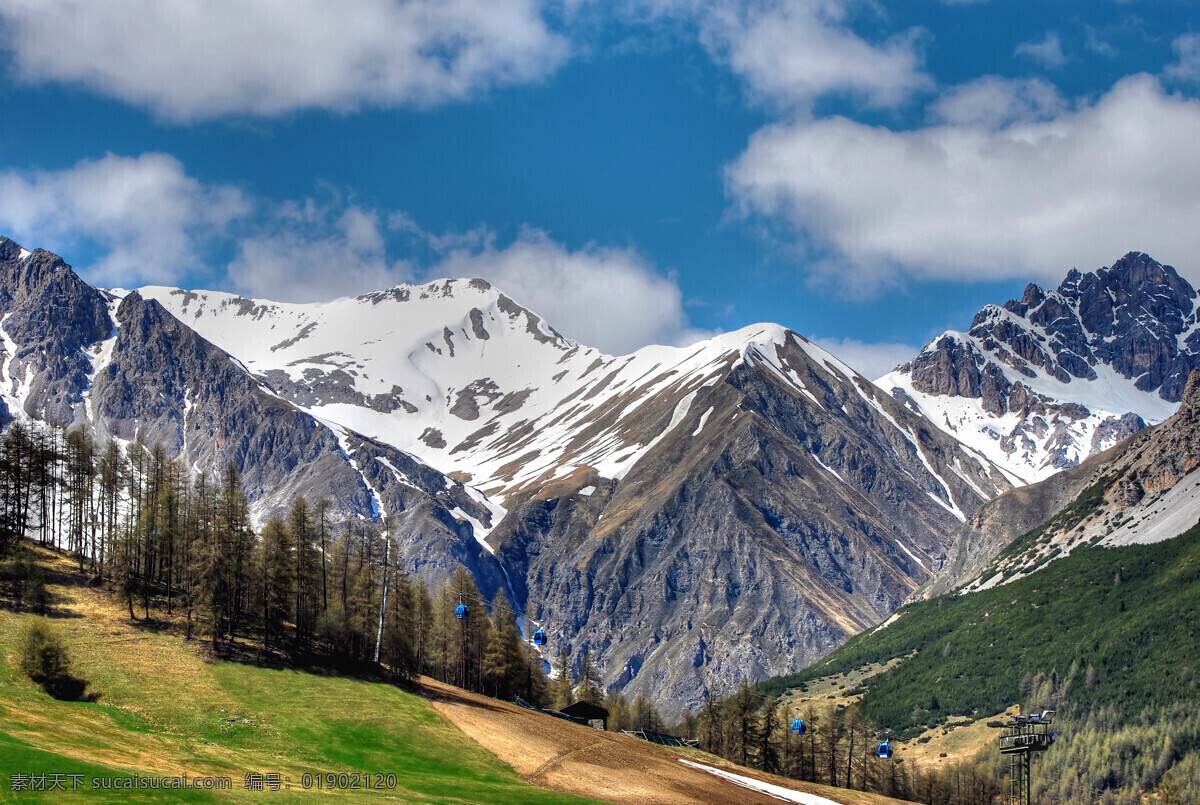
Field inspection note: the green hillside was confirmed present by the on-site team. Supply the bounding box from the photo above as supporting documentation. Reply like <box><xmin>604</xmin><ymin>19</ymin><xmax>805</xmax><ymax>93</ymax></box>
<box><xmin>0</xmin><ymin>544</ymin><xmax>600</xmax><ymax>804</ymax></box>
<box><xmin>759</xmin><ymin>521</ymin><xmax>1200</xmax><ymax>737</ymax></box>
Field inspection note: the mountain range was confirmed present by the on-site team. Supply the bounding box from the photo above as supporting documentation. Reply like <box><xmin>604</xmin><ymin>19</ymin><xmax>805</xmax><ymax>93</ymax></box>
<box><xmin>2</xmin><ymin>234</ymin><xmax>1196</xmax><ymax>714</ymax></box>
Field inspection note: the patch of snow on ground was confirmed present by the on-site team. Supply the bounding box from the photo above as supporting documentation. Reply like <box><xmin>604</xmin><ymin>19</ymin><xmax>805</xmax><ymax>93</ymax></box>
<box><xmin>895</xmin><ymin>539</ymin><xmax>929</xmax><ymax>572</ymax></box>
<box><xmin>811</xmin><ymin>454</ymin><xmax>844</xmax><ymax>484</ymax></box>
<box><xmin>692</xmin><ymin>406</ymin><xmax>714</xmax><ymax>437</ymax></box>
<box><xmin>677</xmin><ymin>760</ymin><xmax>839</xmax><ymax>805</ymax></box>
<box><xmin>873</xmin><ymin>611</ymin><xmax>904</xmax><ymax>632</ymax></box>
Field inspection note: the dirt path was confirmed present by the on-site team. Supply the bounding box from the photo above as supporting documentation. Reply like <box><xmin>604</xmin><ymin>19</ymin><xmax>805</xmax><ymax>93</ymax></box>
<box><xmin>421</xmin><ymin>677</ymin><xmax>910</xmax><ymax>805</ymax></box>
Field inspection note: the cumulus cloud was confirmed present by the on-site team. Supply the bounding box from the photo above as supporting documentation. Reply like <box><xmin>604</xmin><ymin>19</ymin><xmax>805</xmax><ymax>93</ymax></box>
<box><xmin>696</xmin><ymin>0</ymin><xmax>932</xmax><ymax>111</ymax></box>
<box><xmin>434</xmin><ymin>228</ymin><xmax>710</xmax><ymax>354</ymax></box>
<box><xmin>0</xmin><ymin>0</ymin><xmax>568</xmax><ymax>120</ymax></box>
<box><xmin>0</xmin><ymin>153</ymin><xmax>248</xmax><ymax>286</ymax></box>
<box><xmin>562</xmin><ymin>0</ymin><xmax>931</xmax><ymax>112</ymax></box>
<box><xmin>809</xmin><ymin>337</ymin><xmax>917</xmax><ymax>380</ymax></box>
<box><xmin>726</xmin><ymin>74</ymin><xmax>1200</xmax><ymax>288</ymax></box>
<box><xmin>1014</xmin><ymin>31</ymin><xmax>1067</xmax><ymax>68</ymax></box>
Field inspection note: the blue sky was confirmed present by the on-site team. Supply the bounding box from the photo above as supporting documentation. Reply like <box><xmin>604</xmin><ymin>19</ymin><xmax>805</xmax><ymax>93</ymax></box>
<box><xmin>1</xmin><ymin>1</ymin><xmax>1199</xmax><ymax>376</ymax></box>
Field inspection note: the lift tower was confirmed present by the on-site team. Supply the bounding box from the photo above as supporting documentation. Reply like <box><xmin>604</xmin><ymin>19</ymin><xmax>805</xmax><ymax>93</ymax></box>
<box><xmin>998</xmin><ymin>708</ymin><xmax>1059</xmax><ymax>805</ymax></box>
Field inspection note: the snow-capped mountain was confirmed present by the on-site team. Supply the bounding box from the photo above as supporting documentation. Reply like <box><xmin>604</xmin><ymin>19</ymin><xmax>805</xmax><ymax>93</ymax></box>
<box><xmin>2</xmin><ymin>235</ymin><xmax>1015</xmax><ymax>714</ymax></box>
<box><xmin>879</xmin><ymin>252</ymin><xmax>1200</xmax><ymax>484</ymax></box>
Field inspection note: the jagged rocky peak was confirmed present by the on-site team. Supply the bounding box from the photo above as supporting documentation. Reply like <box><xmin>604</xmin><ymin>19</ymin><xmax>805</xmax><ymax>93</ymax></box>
<box><xmin>0</xmin><ymin>237</ymin><xmax>114</xmax><ymax>425</ymax></box>
<box><xmin>961</xmin><ymin>252</ymin><xmax>1198</xmax><ymax>400</ymax></box>
<box><xmin>882</xmin><ymin>252</ymin><xmax>1198</xmax><ymax>483</ymax></box>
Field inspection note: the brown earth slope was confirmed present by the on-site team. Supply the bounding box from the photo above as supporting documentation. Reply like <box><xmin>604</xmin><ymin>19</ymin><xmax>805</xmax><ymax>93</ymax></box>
<box><xmin>422</xmin><ymin>676</ymin><xmax>912</xmax><ymax>805</ymax></box>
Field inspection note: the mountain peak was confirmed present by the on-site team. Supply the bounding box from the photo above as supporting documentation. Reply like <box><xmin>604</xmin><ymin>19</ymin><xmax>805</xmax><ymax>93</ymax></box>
<box><xmin>0</xmin><ymin>236</ymin><xmax>22</xmax><ymax>261</ymax></box>
<box><xmin>883</xmin><ymin>251</ymin><xmax>1200</xmax><ymax>483</ymax></box>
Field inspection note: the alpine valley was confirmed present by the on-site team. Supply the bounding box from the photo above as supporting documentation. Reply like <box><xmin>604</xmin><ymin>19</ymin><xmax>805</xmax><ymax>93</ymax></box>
<box><xmin>3</xmin><ymin>234</ymin><xmax>1198</xmax><ymax>717</ymax></box>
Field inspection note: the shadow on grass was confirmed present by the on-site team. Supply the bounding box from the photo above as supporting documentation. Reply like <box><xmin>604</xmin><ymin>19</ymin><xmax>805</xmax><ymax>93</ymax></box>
<box><xmin>40</xmin><ymin>672</ymin><xmax>100</xmax><ymax>703</ymax></box>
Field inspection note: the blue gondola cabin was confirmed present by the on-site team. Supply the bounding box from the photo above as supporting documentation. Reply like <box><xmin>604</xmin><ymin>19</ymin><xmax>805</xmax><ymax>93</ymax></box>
<box><xmin>533</xmin><ymin>629</ymin><xmax>547</xmax><ymax>645</ymax></box>
<box><xmin>878</xmin><ymin>742</ymin><xmax>893</xmax><ymax>759</ymax></box>
<box><xmin>790</xmin><ymin>719</ymin><xmax>805</xmax><ymax>736</ymax></box>
<box><xmin>455</xmin><ymin>604</ymin><xmax>469</xmax><ymax>620</ymax></box>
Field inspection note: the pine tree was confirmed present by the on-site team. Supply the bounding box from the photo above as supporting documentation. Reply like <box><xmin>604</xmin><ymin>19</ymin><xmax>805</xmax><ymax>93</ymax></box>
<box><xmin>727</xmin><ymin>679</ymin><xmax>759</xmax><ymax>767</ymax></box>
<box><xmin>701</xmin><ymin>687</ymin><xmax>725</xmax><ymax>755</ymax></box>
<box><xmin>482</xmin><ymin>590</ymin><xmax>524</xmax><ymax>699</ymax></box>
<box><xmin>410</xmin><ymin>578</ymin><xmax>434</xmax><ymax>676</ymax></box>
<box><xmin>259</xmin><ymin>517</ymin><xmax>293</xmax><ymax>650</ymax></box>
<box><xmin>632</xmin><ymin>693</ymin><xmax>662</xmax><ymax>732</ymax></box>
<box><xmin>551</xmin><ymin>648</ymin><xmax>574</xmax><ymax>709</ymax></box>
<box><xmin>576</xmin><ymin>649</ymin><xmax>603</xmax><ymax>705</ymax></box>
<box><xmin>758</xmin><ymin>696</ymin><xmax>781</xmax><ymax>773</ymax></box>
<box><xmin>605</xmin><ymin>690</ymin><xmax>631</xmax><ymax>732</ymax></box>
<box><xmin>288</xmin><ymin>497</ymin><xmax>318</xmax><ymax>646</ymax></box>
<box><xmin>381</xmin><ymin>570</ymin><xmax>415</xmax><ymax>678</ymax></box>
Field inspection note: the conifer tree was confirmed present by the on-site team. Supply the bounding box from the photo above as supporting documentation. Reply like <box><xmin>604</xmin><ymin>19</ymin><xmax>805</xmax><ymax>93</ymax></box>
<box><xmin>605</xmin><ymin>690</ymin><xmax>631</xmax><ymax>732</ymax></box>
<box><xmin>482</xmin><ymin>590</ymin><xmax>524</xmax><ymax>699</ymax></box>
<box><xmin>259</xmin><ymin>517</ymin><xmax>292</xmax><ymax>650</ymax></box>
<box><xmin>729</xmin><ymin>679</ymin><xmax>759</xmax><ymax>767</ymax></box>
<box><xmin>551</xmin><ymin>648</ymin><xmax>574</xmax><ymax>709</ymax></box>
<box><xmin>758</xmin><ymin>696</ymin><xmax>781</xmax><ymax>773</ymax></box>
<box><xmin>288</xmin><ymin>496</ymin><xmax>318</xmax><ymax>646</ymax></box>
<box><xmin>577</xmin><ymin>648</ymin><xmax>603</xmax><ymax>705</ymax></box>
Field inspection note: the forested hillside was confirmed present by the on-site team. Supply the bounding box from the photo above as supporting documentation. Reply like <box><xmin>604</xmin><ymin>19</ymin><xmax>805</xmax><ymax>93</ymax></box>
<box><xmin>755</xmin><ymin>523</ymin><xmax>1200</xmax><ymax>803</ymax></box>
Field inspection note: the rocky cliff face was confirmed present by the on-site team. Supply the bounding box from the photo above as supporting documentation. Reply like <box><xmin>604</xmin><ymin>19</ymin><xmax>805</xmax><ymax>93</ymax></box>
<box><xmin>880</xmin><ymin>253</ymin><xmax>1198</xmax><ymax>483</ymax></box>
<box><xmin>1</xmin><ymin>235</ymin><xmax>1015</xmax><ymax>714</ymax></box>
<box><xmin>0</xmin><ymin>238</ymin><xmax>113</xmax><ymax>425</ymax></box>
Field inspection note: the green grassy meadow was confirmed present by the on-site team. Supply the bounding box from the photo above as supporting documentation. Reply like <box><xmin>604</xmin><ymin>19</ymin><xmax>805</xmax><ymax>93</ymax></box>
<box><xmin>0</xmin><ymin>545</ymin><xmax>600</xmax><ymax>804</ymax></box>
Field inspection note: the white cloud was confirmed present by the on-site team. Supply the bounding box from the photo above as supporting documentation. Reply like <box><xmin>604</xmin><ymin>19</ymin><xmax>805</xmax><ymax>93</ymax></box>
<box><xmin>1166</xmin><ymin>34</ymin><xmax>1200</xmax><ymax>84</ymax></box>
<box><xmin>0</xmin><ymin>0</ymin><xmax>568</xmax><ymax>121</ymax></box>
<box><xmin>228</xmin><ymin>200</ymin><xmax>415</xmax><ymax>301</ymax></box>
<box><xmin>809</xmin><ymin>337</ymin><xmax>917</xmax><ymax>380</ymax></box>
<box><xmin>0</xmin><ymin>153</ymin><xmax>248</xmax><ymax>286</ymax></box>
<box><xmin>726</xmin><ymin>74</ymin><xmax>1200</xmax><ymax>287</ymax></box>
<box><xmin>931</xmin><ymin>76</ymin><xmax>1066</xmax><ymax>128</ymax></box>
<box><xmin>563</xmin><ymin>0</ymin><xmax>930</xmax><ymax>112</ymax></box>
<box><xmin>1014</xmin><ymin>31</ymin><xmax>1067</xmax><ymax>68</ymax></box>
<box><xmin>696</xmin><ymin>0</ymin><xmax>932</xmax><ymax>111</ymax></box>
<box><xmin>434</xmin><ymin>228</ymin><xmax>710</xmax><ymax>354</ymax></box>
